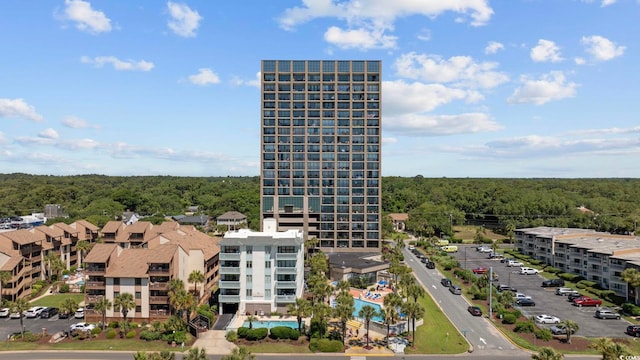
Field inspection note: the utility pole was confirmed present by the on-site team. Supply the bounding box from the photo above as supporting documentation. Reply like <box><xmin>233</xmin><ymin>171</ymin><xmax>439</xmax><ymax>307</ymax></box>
<box><xmin>449</xmin><ymin>212</ymin><xmax>453</xmax><ymax>235</ymax></box>
<box><xmin>488</xmin><ymin>267</ymin><xmax>493</xmax><ymax>320</ymax></box>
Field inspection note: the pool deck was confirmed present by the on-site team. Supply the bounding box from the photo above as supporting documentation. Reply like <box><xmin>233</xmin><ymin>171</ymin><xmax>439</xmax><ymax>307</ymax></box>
<box><xmin>349</xmin><ymin>287</ymin><xmax>392</xmax><ymax>304</ymax></box>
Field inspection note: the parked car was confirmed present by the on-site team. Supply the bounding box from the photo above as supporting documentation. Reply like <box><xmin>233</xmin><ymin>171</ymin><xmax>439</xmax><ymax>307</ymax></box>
<box><xmin>468</xmin><ymin>306</ymin><xmax>483</xmax><ymax>316</ymax></box>
<box><xmin>407</xmin><ymin>245</ymin><xmax>415</xmax><ymax>250</ymax></box>
<box><xmin>70</xmin><ymin>322</ymin><xmax>95</xmax><ymax>332</ymax></box>
<box><xmin>535</xmin><ymin>314</ymin><xmax>560</xmax><ymax>324</ymax></box>
<box><xmin>24</xmin><ymin>306</ymin><xmax>46</xmax><ymax>318</ymax></box>
<box><xmin>519</xmin><ymin>267</ymin><xmax>539</xmax><ymax>275</ymax></box>
<box><xmin>542</xmin><ymin>278</ymin><xmax>565</xmax><ymax>287</ymax></box>
<box><xmin>595</xmin><ymin>308</ymin><xmax>620</xmax><ymax>319</ymax></box>
<box><xmin>9</xmin><ymin>311</ymin><xmax>21</xmax><ymax>319</ymax></box>
<box><xmin>489</xmin><ymin>252</ymin><xmax>504</xmax><ymax>259</ymax></box>
<box><xmin>74</xmin><ymin>307</ymin><xmax>85</xmax><ymax>319</ymax></box>
<box><xmin>420</xmin><ymin>257</ymin><xmax>428</xmax><ymax>263</ymax></box>
<box><xmin>551</xmin><ymin>324</ymin><xmax>576</xmax><ymax>335</ymax></box>
<box><xmin>478</xmin><ymin>247</ymin><xmax>493</xmax><ymax>253</ymax></box>
<box><xmin>516</xmin><ymin>298</ymin><xmax>536</xmax><ymax>307</ymax></box>
<box><xmin>555</xmin><ymin>287</ymin><xmax>575</xmax><ymax>296</ymax></box>
<box><xmin>507</xmin><ymin>260</ymin><xmax>524</xmax><ymax>267</ymax></box>
<box><xmin>472</xmin><ymin>267</ymin><xmax>489</xmax><ymax>274</ymax></box>
<box><xmin>501</xmin><ymin>257</ymin><xmax>514</xmax><ymax>263</ymax></box>
<box><xmin>496</xmin><ymin>284</ymin><xmax>517</xmax><ymax>292</ymax></box>
<box><xmin>514</xmin><ymin>292</ymin><xmax>532</xmax><ymax>300</ymax></box>
<box><xmin>0</xmin><ymin>308</ymin><xmax>9</xmax><ymax>317</ymax></box>
<box><xmin>40</xmin><ymin>307</ymin><xmax>59</xmax><ymax>319</ymax></box>
<box><xmin>425</xmin><ymin>261</ymin><xmax>436</xmax><ymax>269</ymax></box>
<box><xmin>441</xmin><ymin>278</ymin><xmax>452</xmax><ymax>287</ymax></box>
<box><xmin>572</xmin><ymin>296</ymin><xmax>603</xmax><ymax>307</ymax></box>
<box><xmin>567</xmin><ymin>292</ymin><xmax>583</xmax><ymax>302</ymax></box>
<box><xmin>449</xmin><ymin>284</ymin><xmax>462</xmax><ymax>295</ymax></box>
<box><xmin>58</xmin><ymin>311</ymin><xmax>70</xmax><ymax>319</ymax></box>
<box><xmin>626</xmin><ymin>325</ymin><xmax>640</xmax><ymax>337</ymax></box>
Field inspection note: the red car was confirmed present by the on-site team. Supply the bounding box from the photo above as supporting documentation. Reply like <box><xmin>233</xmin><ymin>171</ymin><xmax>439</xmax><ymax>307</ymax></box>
<box><xmin>572</xmin><ymin>296</ymin><xmax>603</xmax><ymax>307</ymax></box>
<box><xmin>472</xmin><ymin>267</ymin><xmax>489</xmax><ymax>274</ymax></box>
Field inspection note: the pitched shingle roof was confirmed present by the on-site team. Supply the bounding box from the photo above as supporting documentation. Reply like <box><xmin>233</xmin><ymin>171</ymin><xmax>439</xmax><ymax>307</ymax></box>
<box><xmin>84</xmin><ymin>243</ymin><xmax>118</xmax><ymax>263</ymax></box>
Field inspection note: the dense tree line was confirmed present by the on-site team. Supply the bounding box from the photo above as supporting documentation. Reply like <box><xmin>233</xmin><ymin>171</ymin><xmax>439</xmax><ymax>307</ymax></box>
<box><xmin>0</xmin><ymin>174</ymin><xmax>638</xmax><ymax>235</ymax></box>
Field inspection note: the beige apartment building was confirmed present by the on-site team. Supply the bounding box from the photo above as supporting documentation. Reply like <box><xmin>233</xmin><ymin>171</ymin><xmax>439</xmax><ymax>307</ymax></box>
<box><xmin>515</xmin><ymin>226</ymin><xmax>640</xmax><ymax>301</ymax></box>
<box><xmin>84</xmin><ymin>222</ymin><xmax>220</xmax><ymax>322</ymax></box>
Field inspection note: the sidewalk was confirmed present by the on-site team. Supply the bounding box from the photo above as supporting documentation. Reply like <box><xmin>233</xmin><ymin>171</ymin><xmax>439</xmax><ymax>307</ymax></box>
<box><xmin>190</xmin><ymin>329</ymin><xmax>237</xmax><ymax>355</ymax></box>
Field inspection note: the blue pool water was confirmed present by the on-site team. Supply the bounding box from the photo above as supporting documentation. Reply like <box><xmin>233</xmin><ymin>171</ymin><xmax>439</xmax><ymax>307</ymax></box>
<box><xmin>242</xmin><ymin>320</ymin><xmax>299</xmax><ymax>329</ymax></box>
<box><xmin>353</xmin><ymin>298</ymin><xmax>383</xmax><ymax>322</ymax></box>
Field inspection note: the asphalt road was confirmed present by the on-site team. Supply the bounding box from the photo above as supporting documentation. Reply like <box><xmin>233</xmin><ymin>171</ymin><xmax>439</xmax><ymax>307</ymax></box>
<box><xmin>454</xmin><ymin>244</ymin><xmax>631</xmax><ymax>339</ymax></box>
<box><xmin>0</xmin><ymin>313</ymin><xmax>77</xmax><ymax>340</ymax></box>
<box><xmin>402</xmin><ymin>246</ymin><xmax>526</xmax><ymax>358</ymax></box>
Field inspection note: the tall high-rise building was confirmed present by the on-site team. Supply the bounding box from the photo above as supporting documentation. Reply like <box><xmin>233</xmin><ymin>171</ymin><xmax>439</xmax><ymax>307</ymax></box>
<box><xmin>260</xmin><ymin>60</ymin><xmax>382</xmax><ymax>252</ymax></box>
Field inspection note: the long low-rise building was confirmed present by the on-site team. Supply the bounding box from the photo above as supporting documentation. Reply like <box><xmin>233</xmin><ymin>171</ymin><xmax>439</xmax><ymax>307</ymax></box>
<box><xmin>515</xmin><ymin>226</ymin><xmax>640</xmax><ymax>302</ymax></box>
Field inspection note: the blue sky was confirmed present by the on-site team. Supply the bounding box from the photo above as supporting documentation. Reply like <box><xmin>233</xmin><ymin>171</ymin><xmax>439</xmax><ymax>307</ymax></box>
<box><xmin>1</xmin><ymin>0</ymin><xmax>638</xmax><ymax>178</ymax></box>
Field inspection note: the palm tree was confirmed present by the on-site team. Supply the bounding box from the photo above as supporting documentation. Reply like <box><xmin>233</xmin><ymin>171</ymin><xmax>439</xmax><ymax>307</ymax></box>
<box><xmin>0</xmin><ymin>270</ymin><xmax>11</xmax><ymax>303</ymax></box>
<box><xmin>383</xmin><ymin>292</ymin><xmax>403</xmax><ymax>311</ymax></box>
<box><xmin>114</xmin><ymin>292</ymin><xmax>136</xmax><ymax>322</ymax></box>
<box><xmin>358</xmin><ymin>304</ymin><xmax>379</xmax><ymax>349</ymax></box>
<box><xmin>221</xmin><ymin>346</ymin><xmax>255</xmax><ymax>360</ymax></box>
<box><xmin>188</xmin><ymin>270</ymin><xmax>205</xmax><ymax>299</ymax></box>
<box><xmin>168</xmin><ymin>278</ymin><xmax>185</xmax><ymax>315</ymax></box>
<box><xmin>590</xmin><ymin>337</ymin><xmax>629</xmax><ymax>360</ymax></box>
<box><xmin>286</xmin><ymin>297</ymin><xmax>311</xmax><ymax>334</ymax></box>
<box><xmin>312</xmin><ymin>302</ymin><xmax>332</xmax><ymax>339</ymax></box>
<box><xmin>531</xmin><ymin>346</ymin><xmax>564</xmax><ymax>360</ymax></box>
<box><xmin>61</xmin><ymin>297</ymin><xmax>79</xmax><ymax>324</ymax></box>
<box><xmin>10</xmin><ymin>298</ymin><xmax>30</xmax><ymax>339</ymax></box>
<box><xmin>170</xmin><ymin>288</ymin><xmax>195</xmax><ymax>322</ymax></box>
<box><xmin>183</xmin><ymin>347</ymin><xmax>207</xmax><ymax>360</ymax></box>
<box><xmin>304</xmin><ymin>237</ymin><xmax>319</xmax><ymax>264</ymax></box>
<box><xmin>45</xmin><ymin>252</ymin><xmax>65</xmax><ymax>282</ymax></box>
<box><xmin>246</xmin><ymin>314</ymin><xmax>257</xmax><ymax>329</ymax></box>
<box><xmin>402</xmin><ymin>300</ymin><xmax>425</xmax><ymax>347</ymax></box>
<box><xmin>75</xmin><ymin>240</ymin><xmax>93</xmax><ymax>267</ymax></box>
<box><xmin>621</xmin><ymin>268</ymin><xmax>640</xmax><ymax>304</ymax></box>
<box><xmin>94</xmin><ymin>297</ymin><xmax>112</xmax><ymax>329</ymax></box>
<box><xmin>406</xmin><ymin>282</ymin><xmax>425</xmax><ymax>303</ymax></box>
<box><xmin>333</xmin><ymin>291</ymin><xmax>354</xmax><ymax>347</ymax></box>
<box><xmin>335</xmin><ymin>280</ymin><xmax>350</xmax><ymax>295</ymax></box>
<box><xmin>558</xmin><ymin>319</ymin><xmax>579</xmax><ymax>344</ymax></box>
<box><xmin>381</xmin><ymin>306</ymin><xmax>399</xmax><ymax>346</ymax></box>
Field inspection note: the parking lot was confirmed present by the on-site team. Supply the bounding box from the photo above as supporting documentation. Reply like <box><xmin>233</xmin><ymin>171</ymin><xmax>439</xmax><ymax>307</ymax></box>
<box><xmin>0</xmin><ymin>313</ymin><xmax>77</xmax><ymax>341</ymax></box>
<box><xmin>454</xmin><ymin>244</ymin><xmax>630</xmax><ymax>339</ymax></box>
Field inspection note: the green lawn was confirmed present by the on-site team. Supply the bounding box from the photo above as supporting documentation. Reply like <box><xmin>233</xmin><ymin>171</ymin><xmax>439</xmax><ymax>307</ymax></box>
<box><xmin>31</xmin><ymin>294</ymin><xmax>85</xmax><ymax>308</ymax></box>
<box><xmin>404</xmin><ymin>294</ymin><xmax>469</xmax><ymax>354</ymax></box>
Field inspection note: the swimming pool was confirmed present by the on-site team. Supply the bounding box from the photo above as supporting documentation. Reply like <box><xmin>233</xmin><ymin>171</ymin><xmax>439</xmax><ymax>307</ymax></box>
<box><xmin>353</xmin><ymin>298</ymin><xmax>383</xmax><ymax>322</ymax></box>
<box><xmin>242</xmin><ymin>320</ymin><xmax>299</xmax><ymax>329</ymax></box>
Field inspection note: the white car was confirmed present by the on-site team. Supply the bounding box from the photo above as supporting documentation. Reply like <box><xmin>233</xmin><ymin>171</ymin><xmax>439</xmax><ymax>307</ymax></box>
<box><xmin>514</xmin><ymin>292</ymin><xmax>532</xmax><ymax>300</ymax></box>
<box><xmin>535</xmin><ymin>314</ymin><xmax>560</xmax><ymax>324</ymax></box>
<box><xmin>9</xmin><ymin>311</ymin><xmax>22</xmax><ymax>319</ymax></box>
<box><xmin>74</xmin><ymin>307</ymin><xmax>85</xmax><ymax>319</ymax></box>
<box><xmin>0</xmin><ymin>308</ymin><xmax>9</xmax><ymax>317</ymax></box>
<box><xmin>24</xmin><ymin>306</ymin><xmax>46</xmax><ymax>318</ymax></box>
<box><xmin>520</xmin><ymin>267</ymin><xmax>539</xmax><ymax>275</ymax></box>
<box><xmin>70</xmin><ymin>322</ymin><xmax>95</xmax><ymax>332</ymax></box>
<box><xmin>507</xmin><ymin>260</ymin><xmax>524</xmax><ymax>267</ymax></box>
<box><xmin>478</xmin><ymin>247</ymin><xmax>493</xmax><ymax>253</ymax></box>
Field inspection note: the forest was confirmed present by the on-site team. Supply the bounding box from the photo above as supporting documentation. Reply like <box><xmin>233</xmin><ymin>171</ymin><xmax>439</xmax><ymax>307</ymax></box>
<box><xmin>0</xmin><ymin>173</ymin><xmax>638</xmax><ymax>237</ymax></box>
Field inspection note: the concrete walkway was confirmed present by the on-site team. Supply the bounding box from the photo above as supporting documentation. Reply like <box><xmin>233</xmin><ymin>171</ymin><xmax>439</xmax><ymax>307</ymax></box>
<box><xmin>191</xmin><ymin>329</ymin><xmax>237</xmax><ymax>355</ymax></box>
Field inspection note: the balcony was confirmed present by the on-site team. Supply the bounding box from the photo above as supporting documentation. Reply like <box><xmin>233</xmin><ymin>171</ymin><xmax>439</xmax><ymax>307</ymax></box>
<box><xmin>220</xmin><ymin>253</ymin><xmax>240</xmax><ymax>261</ymax></box>
<box><xmin>276</xmin><ymin>281</ymin><xmax>297</xmax><ymax>289</ymax></box>
<box><xmin>148</xmin><ymin>267</ymin><xmax>170</xmax><ymax>275</ymax></box>
<box><xmin>220</xmin><ymin>267</ymin><xmax>240</xmax><ymax>275</ymax></box>
<box><xmin>276</xmin><ymin>253</ymin><xmax>297</xmax><ymax>260</ymax></box>
<box><xmin>150</xmin><ymin>296</ymin><xmax>169</xmax><ymax>304</ymax></box>
<box><xmin>86</xmin><ymin>281</ymin><xmax>105</xmax><ymax>289</ymax></box>
<box><xmin>219</xmin><ymin>281</ymin><xmax>241</xmax><ymax>289</ymax></box>
<box><xmin>275</xmin><ymin>295</ymin><xmax>297</xmax><ymax>303</ymax></box>
<box><xmin>275</xmin><ymin>267</ymin><xmax>297</xmax><ymax>275</ymax></box>
<box><xmin>149</xmin><ymin>282</ymin><xmax>169</xmax><ymax>290</ymax></box>
<box><xmin>86</xmin><ymin>267</ymin><xmax>106</xmax><ymax>275</ymax></box>
<box><xmin>219</xmin><ymin>295</ymin><xmax>240</xmax><ymax>303</ymax></box>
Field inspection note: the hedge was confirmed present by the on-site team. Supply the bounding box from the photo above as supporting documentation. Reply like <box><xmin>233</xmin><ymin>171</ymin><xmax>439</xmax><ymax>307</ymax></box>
<box><xmin>558</xmin><ymin>273</ymin><xmax>584</xmax><ymax>282</ymax></box>
<box><xmin>309</xmin><ymin>338</ymin><xmax>344</xmax><ymax>352</ymax></box>
<box><xmin>125</xmin><ymin>330</ymin><xmax>137</xmax><ymax>339</ymax></box>
<box><xmin>269</xmin><ymin>326</ymin><xmax>299</xmax><ymax>340</ymax></box>
<box><xmin>245</xmin><ymin>328</ymin><xmax>268</xmax><ymax>341</ymax></box>
<box><xmin>106</xmin><ymin>329</ymin><xmax>117</xmax><ymax>339</ymax></box>
<box><xmin>622</xmin><ymin>303</ymin><xmax>640</xmax><ymax>316</ymax></box>
<box><xmin>140</xmin><ymin>330</ymin><xmax>161</xmax><ymax>341</ymax></box>
<box><xmin>237</xmin><ymin>327</ymin><xmax>249</xmax><ymax>338</ymax></box>
<box><xmin>535</xmin><ymin>328</ymin><xmax>553</xmax><ymax>341</ymax></box>
<box><xmin>513</xmin><ymin>321</ymin><xmax>535</xmax><ymax>333</ymax></box>
<box><xmin>502</xmin><ymin>314</ymin><xmax>517</xmax><ymax>324</ymax></box>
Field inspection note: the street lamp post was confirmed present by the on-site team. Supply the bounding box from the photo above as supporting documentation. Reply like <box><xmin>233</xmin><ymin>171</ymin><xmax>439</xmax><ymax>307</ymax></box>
<box><xmin>464</xmin><ymin>246</ymin><xmax>467</xmax><ymax>270</ymax></box>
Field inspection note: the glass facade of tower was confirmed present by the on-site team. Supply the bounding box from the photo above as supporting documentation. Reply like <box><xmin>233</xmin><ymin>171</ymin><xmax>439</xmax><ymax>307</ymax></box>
<box><xmin>260</xmin><ymin>60</ymin><xmax>381</xmax><ymax>252</ymax></box>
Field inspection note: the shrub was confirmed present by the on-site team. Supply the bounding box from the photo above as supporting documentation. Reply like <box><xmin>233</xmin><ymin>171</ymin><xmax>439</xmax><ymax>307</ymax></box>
<box><xmin>502</xmin><ymin>314</ymin><xmax>517</xmax><ymax>324</ymax></box>
<box><xmin>535</xmin><ymin>328</ymin><xmax>553</xmax><ymax>341</ymax></box>
<box><xmin>578</xmin><ymin>280</ymin><xmax>598</xmax><ymax>288</ymax></box>
<box><xmin>125</xmin><ymin>330</ymin><xmax>137</xmax><ymax>339</ymax></box>
<box><xmin>269</xmin><ymin>326</ymin><xmax>299</xmax><ymax>340</ymax></box>
<box><xmin>558</xmin><ymin>273</ymin><xmax>584</xmax><ymax>282</ymax></box>
<box><xmin>237</xmin><ymin>327</ymin><xmax>249</xmax><ymax>338</ymax></box>
<box><xmin>543</xmin><ymin>266</ymin><xmax>562</xmax><ymax>274</ymax></box>
<box><xmin>514</xmin><ymin>321</ymin><xmax>535</xmax><ymax>333</ymax></box>
<box><xmin>139</xmin><ymin>330</ymin><xmax>161</xmax><ymax>341</ymax></box>
<box><xmin>226</xmin><ymin>330</ymin><xmax>238</xmax><ymax>342</ymax></box>
<box><xmin>309</xmin><ymin>338</ymin><xmax>344</xmax><ymax>352</ymax></box>
<box><xmin>106</xmin><ymin>329</ymin><xmax>117</xmax><ymax>339</ymax></box>
<box><xmin>59</xmin><ymin>284</ymin><xmax>70</xmax><ymax>293</ymax></box>
<box><xmin>109</xmin><ymin>321</ymin><xmax>119</xmax><ymax>328</ymax></box>
<box><xmin>245</xmin><ymin>328</ymin><xmax>268</xmax><ymax>341</ymax></box>
<box><xmin>622</xmin><ymin>303</ymin><xmax>640</xmax><ymax>316</ymax></box>
<box><xmin>173</xmin><ymin>331</ymin><xmax>187</xmax><ymax>344</ymax></box>
<box><xmin>91</xmin><ymin>327</ymin><xmax>102</xmax><ymax>335</ymax></box>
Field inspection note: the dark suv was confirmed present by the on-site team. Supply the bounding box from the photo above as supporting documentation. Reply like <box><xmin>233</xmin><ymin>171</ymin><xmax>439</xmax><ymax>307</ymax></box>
<box><xmin>542</xmin><ymin>278</ymin><xmax>565</xmax><ymax>287</ymax></box>
<box><xmin>441</xmin><ymin>278</ymin><xmax>452</xmax><ymax>287</ymax></box>
<box><xmin>40</xmin><ymin>307</ymin><xmax>59</xmax><ymax>319</ymax></box>
<box><xmin>627</xmin><ymin>325</ymin><xmax>640</xmax><ymax>337</ymax></box>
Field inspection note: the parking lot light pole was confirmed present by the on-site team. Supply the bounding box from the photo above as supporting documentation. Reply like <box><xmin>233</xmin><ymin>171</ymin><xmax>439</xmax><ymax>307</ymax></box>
<box><xmin>464</xmin><ymin>246</ymin><xmax>467</xmax><ymax>269</ymax></box>
<box><xmin>488</xmin><ymin>267</ymin><xmax>493</xmax><ymax>320</ymax></box>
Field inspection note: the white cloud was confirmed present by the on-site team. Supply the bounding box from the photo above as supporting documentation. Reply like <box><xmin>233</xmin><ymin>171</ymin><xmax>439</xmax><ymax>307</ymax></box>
<box><xmin>574</xmin><ymin>57</ymin><xmax>586</xmax><ymax>65</ymax></box>
<box><xmin>62</xmin><ymin>116</ymin><xmax>99</xmax><ymax>129</ymax></box>
<box><xmin>39</xmin><ymin>128</ymin><xmax>59</xmax><ymax>140</ymax></box>
<box><xmin>383</xmin><ymin>80</ymin><xmax>480</xmax><ymax>116</ymax></box>
<box><xmin>382</xmin><ymin>137</ymin><xmax>397</xmax><ymax>144</ymax></box>
<box><xmin>385</xmin><ymin>112</ymin><xmax>502</xmax><ymax>136</ymax></box>
<box><xmin>60</xmin><ymin>0</ymin><xmax>112</xmax><ymax>34</ymax></box>
<box><xmin>530</xmin><ymin>39</ymin><xmax>563</xmax><ymax>63</ymax></box>
<box><xmin>394</xmin><ymin>52</ymin><xmax>509</xmax><ymax>89</ymax></box>
<box><xmin>416</xmin><ymin>29</ymin><xmax>431</xmax><ymax>42</ymax></box>
<box><xmin>80</xmin><ymin>56</ymin><xmax>154</xmax><ymax>71</ymax></box>
<box><xmin>0</xmin><ymin>98</ymin><xmax>44</xmax><ymax>121</ymax></box>
<box><xmin>508</xmin><ymin>71</ymin><xmax>578</xmax><ymax>105</ymax></box>
<box><xmin>324</xmin><ymin>26</ymin><xmax>397</xmax><ymax>50</ymax></box>
<box><xmin>601</xmin><ymin>0</ymin><xmax>617</xmax><ymax>5</ymax></box>
<box><xmin>484</xmin><ymin>41</ymin><xmax>504</xmax><ymax>54</ymax></box>
<box><xmin>167</xmin><ymin>1</ymin><xmax>202</xmax><ymax>38</ymax></box>
<box><xmin>567</xmin><ymin>126</ymin><xmax>640</xmax><ymax>136</ymax></box>
<box><xmin>581</xmin><ymin>35</ymin><xmax>625</xmax><ymax>62</ymax></box>
<box><xmin>230</xmin><ymin>72</ymin><xmax>261</xmax><ymax>88</ymax></box>
<box><xmin>188</xmin><ymin>68</ymin><xmax>221</xmax><ymax>86</ymax></box>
